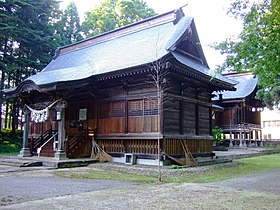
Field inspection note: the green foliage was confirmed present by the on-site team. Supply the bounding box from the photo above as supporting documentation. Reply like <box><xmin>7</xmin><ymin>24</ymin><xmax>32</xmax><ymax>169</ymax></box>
<box><xmin>55</xmin><ymin>1</ymin><xmax>83</xmax><ymax>45</ymax></box>
<box><xmin>81</xmin><ymin>0</ymin><xmax>157</xmax><ymax>38</ymax></box>
<box><xmin>213</xmin><ymin>0</ymin><xmax>280</xmax><ymax>109</ymax></box>
<box><xmin>0</xmin><ymin>129</ymin><xmax>22</xmax><ymax>153</ymax></box>
<box><xmin>212</xmin><ymin>126</ymin><xmax>224</xmax><ymax>144</ymax></box>
<box><xmin>0</xmin><ymin>0</ymin><xmax>61</xmax><ymax>131</ymax></box>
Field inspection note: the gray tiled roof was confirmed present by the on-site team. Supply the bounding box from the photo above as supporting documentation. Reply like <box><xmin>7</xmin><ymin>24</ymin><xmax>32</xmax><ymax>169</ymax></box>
<box><xmin>28</xmin><ymin>15</ymin><xmax>193</xmax><ymax>85</ymax></box>
<box><xmin>171</xmin><ymin>52</ymin><xmax>237</xmax><ymax>86</ymax></box>
<box><xmin>9</xmin><ymin>10</ymin><xmax>236</xmax><ymax>95</ymax></box>
<box><xmin>213</xmin><ymin>73</ymin><xmax>258</xmax><ymax>101</ymax></box>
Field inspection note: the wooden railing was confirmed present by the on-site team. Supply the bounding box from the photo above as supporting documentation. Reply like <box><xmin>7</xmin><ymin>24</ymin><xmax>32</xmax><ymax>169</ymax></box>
<box><xmin>37</xmin><ymin>132</ymin><xmax>58</xmax><ymax>158</ymax></box>
<box><xmin>30</xmin><ymin>129</ymin><xmax>52</xmax><ymax>155</ymax></box>
<box><xmin>66</xmin><ymin>131</ymin><xmax>86</xmax><ymax>158</ymax></box>
<box><xmin>221</xmin><ymin>123</ymin><xmax>261</xmax><ymax>132</ymax></box>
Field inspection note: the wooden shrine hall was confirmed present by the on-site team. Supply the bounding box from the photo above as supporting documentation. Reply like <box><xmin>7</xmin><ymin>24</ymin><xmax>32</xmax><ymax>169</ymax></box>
<box><xmin>4</xmin><ymin>9</ymin><xmax>236</xmax><ymax>165</ymax></box>
<box><xmin>213</xmin><ymin>73</ymin><xmax>264</xmax><ymax>148</ymax></box>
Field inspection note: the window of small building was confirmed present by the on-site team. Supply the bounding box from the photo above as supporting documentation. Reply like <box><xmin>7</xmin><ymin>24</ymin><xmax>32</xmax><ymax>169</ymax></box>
<box><xmin>263</xmin><ymin>120</ymin><xmax>280</xmax><ymax>128</ymax></box>
<box><xmin>98</xmin><ymin>101</ymin><xmax>125</xmax><ymax>134</ymax></box>
<box><xmin>144</xmin><ymin>97</ymin><xmax>159</xmax><ymax>132</ymax></box>
<box><xmin>128</xmin><ymin>99</ymin><xmax>144</xmax><ymax>133</ymax></box>
<box><xmin>128</xmin><ymin>98</ymin><xmax>159</xmax><ymax>133</ymax></box>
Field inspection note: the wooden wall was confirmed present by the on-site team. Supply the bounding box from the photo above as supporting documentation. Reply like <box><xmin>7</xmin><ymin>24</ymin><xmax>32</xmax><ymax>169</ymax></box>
<box><xmin>65</xmin><ymin>100</ymin><xmax>96</xmax><ymax>136</ymax></box>
<box><xmin>97</xmin><ymin>84</ymin><xmax>159</xmax><ymax>135</ymax></box>
<box><xmin>164</xmin><ymin>138</ymin><xmax>212</xmax><ymax>155</ymax></box>
<box><xmin>163</xmin><ymin>79</ymin><xmax>212</xmax><ymax>137</ymax></box>
<box><xmin>97</xmin><ymin>139</ymin><xmax>158</xmax><ymax>154</ymax></box>
<box><xmin>98</xmin><ymin>101</ymin><xmax>125</xmax><ymax>134</ymax></box>
<box><xmin>216</xmin><ymin>103</ymin><xmax>261</xmax><ymax>126</ymax></box>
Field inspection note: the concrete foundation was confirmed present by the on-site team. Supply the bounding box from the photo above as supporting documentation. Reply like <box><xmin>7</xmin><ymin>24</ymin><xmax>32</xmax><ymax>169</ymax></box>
<box><xmin>18</xmin><ymin>148</ymin><xmax>32</xmax><ymax>157</ymax></box>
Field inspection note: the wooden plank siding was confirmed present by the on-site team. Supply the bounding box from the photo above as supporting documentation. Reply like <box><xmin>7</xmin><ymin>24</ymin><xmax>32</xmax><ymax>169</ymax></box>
<box><xmin>163</xmin><ymin>90</ymin><xmax>211</xmax><ymax>137</ymax></box>
<box><xmin>182</xmin><ymin>102</ymin><xmax>196</xmax><ymax>135</ymax></box>
<box><xmin>199</xmin><ymin>106</ymin><xmax>210</xmax><ymax>135</ymax></box>
<box><xmin>96</xmin><ymin>139</ymin><xmax>158</xmax><ymax>154</ymax></box>
<box><xmin>163</xmin><ymin>139</ymin><xmax>212</xmax><ymax>155</ymax></box>
<box><xmin>98</xmin><ymin>101</ymin><xmax>125</xmax><ymax>134</ymax></box>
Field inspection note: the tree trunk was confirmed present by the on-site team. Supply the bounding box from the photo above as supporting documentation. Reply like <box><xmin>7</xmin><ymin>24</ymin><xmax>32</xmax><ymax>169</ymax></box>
<box><xmin>11</xmin><ymin>98</ymin><xmax>18</xmax><ymax>137</ymax></box>
<box><xmin>4</xmin><ymin>72</ymin><xmax>12</xmax><ymax>129</ymax></box>
<box><xmin>0</xmin><ymin>37</ymin><xmax>8</xmax><ymax>131</ymax></box>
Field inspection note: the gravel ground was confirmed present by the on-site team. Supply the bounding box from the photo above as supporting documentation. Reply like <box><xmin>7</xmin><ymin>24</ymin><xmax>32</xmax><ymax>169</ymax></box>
<box><xmin>1</xmin><ymin>182</ymin><xmax>279</xmax><ymax>210</ymax></box>
<box><xmin>87</xmin><ymin>161</ymin><xmax>240</xmax><ymax>177</ymax></box>
<box><xmin>1</xmin><ymin>162</ymin><xmax>280</xmax><ymax>210</ymax></box>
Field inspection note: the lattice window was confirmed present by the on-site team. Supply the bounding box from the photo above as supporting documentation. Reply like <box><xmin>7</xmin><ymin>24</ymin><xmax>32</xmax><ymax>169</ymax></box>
<box><xmin>144</xmin><ymin>97</ymin><xmax>159</xmax><ymax>116</ymax></box>
<box><xmin>98</xmin><ymin>103</ymin><xmax>110</xmax><ymax>119</ymax></box>
<box><xmin>112</xmin><ymin>101</ymin><xmax>125</xmax><ymax>117</ymax></box>
<box><xmin>128</xmin><ymin>100</ymin><xmax>144</xmax><ymax>116</ymax></box>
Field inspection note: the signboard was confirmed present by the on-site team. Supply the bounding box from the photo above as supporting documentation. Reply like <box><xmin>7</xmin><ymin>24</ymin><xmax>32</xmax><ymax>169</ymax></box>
<box><xmin>79</xmin><ymin>108</ymin><xmax>87</xmax><ymax>121</ymax></box>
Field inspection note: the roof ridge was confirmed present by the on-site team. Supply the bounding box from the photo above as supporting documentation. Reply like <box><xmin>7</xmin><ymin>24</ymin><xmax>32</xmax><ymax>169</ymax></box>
<box><xmin>222</xmin><ymin>72</ymin><xmax>254</xmax><ymax>77</ymax></box>
<box><xmin>55</xmin><ymin>9</ymin><xmax>185</xmax><ymax>58</ymax></box>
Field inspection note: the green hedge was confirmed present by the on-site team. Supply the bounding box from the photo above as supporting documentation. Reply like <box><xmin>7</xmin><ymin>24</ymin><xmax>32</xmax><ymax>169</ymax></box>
<box><xmin>0</xmin><ymin>129</ymin><xmax>23</xmax><ymax>154</ymax></box>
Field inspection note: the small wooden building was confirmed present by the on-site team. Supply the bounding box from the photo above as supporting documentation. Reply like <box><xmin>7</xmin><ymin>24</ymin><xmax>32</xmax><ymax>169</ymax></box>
<box><xmin>213</xmin><ymin>73</ymin><xmax>264</xmax><ymax>147</ymax></box>
<box><xmin>5</xmin><ymin>9</ymin><xmax>235</xmax><ymax>165</ymax></box>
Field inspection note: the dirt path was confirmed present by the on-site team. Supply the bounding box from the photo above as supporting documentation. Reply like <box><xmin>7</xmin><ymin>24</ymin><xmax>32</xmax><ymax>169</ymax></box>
<box><xmin>211</xmin><ymin>168</ymin><xmax>280</xmax><ymax>195</ymax></box>
<box><xmin>0</xmin><ymin>165</ymin><xmax>280</xmax><ymax>209</ymax></box>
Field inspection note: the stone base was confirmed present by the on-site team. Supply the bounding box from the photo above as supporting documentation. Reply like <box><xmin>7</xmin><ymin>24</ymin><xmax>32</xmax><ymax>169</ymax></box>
<box><xmin>54</xmin><ymin>150</ymin><xmax>67</xmax><ymax>160</ymax></box>
<box><xmin>18</xmin><ymin>148</ymin><xmax>32</xmax><ymax>157</ymax></box>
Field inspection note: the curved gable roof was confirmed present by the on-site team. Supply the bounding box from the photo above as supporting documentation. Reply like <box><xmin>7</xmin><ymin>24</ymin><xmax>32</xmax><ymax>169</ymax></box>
<box><xmin>28</xmin><ymin>11</ymin><xmax>192</xmax><ymax>86</ymax></box>
<box><xmin>5</xmin><ymin>9</ymin><xmax>236</xmax><ymax>96</ymax></box>
<box><xmin>214</xmin><ymin>73</ymin><xmax>258</xmax><ymax>101</ymax></box>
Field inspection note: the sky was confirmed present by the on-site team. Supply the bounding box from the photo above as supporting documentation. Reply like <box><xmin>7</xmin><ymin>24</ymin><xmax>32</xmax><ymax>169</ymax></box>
<box><xmin>60</xmin><ymin>0</ymin><xmax>243</xmax><ymax>69</ymax></box>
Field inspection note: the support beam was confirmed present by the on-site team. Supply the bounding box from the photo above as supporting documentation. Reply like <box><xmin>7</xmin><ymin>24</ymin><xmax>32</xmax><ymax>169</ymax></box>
<box><xmin>19</xmin><ymin>109</ymin><xmax>31</xmax><ymax>157</ymax></box>
<box><xmin>260</xmin><ymin>129</ymin><xmax>263</xmax><ymax>147</ymax></box>
<box><xmin>54</xmin><ymin>101</ymin><xmax>67</xmax><ymax>160</ymax></box>
<box><xmin>248</xmin><ymin>130</ymin><xmax>252</xmax><ymax>147</ymax></box>
<box><xmin>239</xmin><ymin>130</ymin><xmax>244</xmax><ymax>147</ymax></box>
<box><xmin>229</xmin><ymin>130</ymin><xmax>233</xmax><ymax>148</ymax></box>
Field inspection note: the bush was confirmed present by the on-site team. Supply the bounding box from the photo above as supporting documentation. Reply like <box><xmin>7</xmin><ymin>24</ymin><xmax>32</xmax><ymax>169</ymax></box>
<box><xmin>0</xmin><ymin>129</ymin><xmax>22</xmax><ymax>154</ymax></box>
<box><xmin>212</xmin><ymin>126</ymin><xmax>224</xmax><ymax>144</ymax></box>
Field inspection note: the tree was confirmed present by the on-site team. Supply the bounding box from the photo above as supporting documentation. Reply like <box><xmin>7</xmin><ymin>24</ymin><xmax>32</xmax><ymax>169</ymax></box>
<box><xmin>81</xmin><ymin>0</ymin><xmax>156</xmax><ymax>38</ymax></box>
<box><xmin>0</xmin><ymin>0</ymin><xmax>60</xmax><ymax>132</ymax></box>
<box><xmin>213</xmin><ymin>0</ymin><xmax>280</xmax><ymax>109</ymax></box>
<box><xmin>55</xmin><ymin>1</ymin><xmax>82</xmax><ymax>45</ymax></box>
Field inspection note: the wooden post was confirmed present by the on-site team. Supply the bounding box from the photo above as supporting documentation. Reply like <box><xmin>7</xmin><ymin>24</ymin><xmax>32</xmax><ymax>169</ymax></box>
<box><xmin>248</xmin><ymin>130</ymin><xmax>252</xmax><ymax>147</ymax></box>
<box><xmin>239</xmin><ymin>130</ymin><xmax>243</xmax><ymax>147</ymax></box>
<box><xmin>260</xmin><ymin>129</ymin><xmax>263</xmax><ymax>147</ymax></box>
<box><xmin>54</xmin><ymin>100</ymin><xmax>67</xmax><ymax>160</ymax></box>
<box><xmin>19</xmin><ymin>108</ymin><xmax>31</xmax><ymax>157</ymax></box>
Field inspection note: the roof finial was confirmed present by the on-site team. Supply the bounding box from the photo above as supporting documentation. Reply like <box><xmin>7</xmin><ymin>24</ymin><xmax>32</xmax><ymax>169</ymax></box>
<box><xmin>173</xmin><ymin>5</ymin><xmax>187</xmax><ymax>25</ymax></box>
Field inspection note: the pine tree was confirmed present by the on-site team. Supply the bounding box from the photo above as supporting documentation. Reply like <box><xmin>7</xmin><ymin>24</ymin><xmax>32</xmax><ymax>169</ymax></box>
<box><xmin>0</xmin><ymin>0</ymin><xmax>61</xmax><ymax>132</ymax></box>
<box><xmin>56</xmin><ymin>1</ymin><xmax>82</xmax><ymax>45</ymax></box>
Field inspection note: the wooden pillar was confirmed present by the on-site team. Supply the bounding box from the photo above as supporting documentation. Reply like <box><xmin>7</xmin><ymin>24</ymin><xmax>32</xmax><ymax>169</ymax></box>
<box><xmin>239</xmin><ymin>130</ymin><xmax>243</xmax><ymax>147</ymax></box>
<box><xmin>260</xmin><ymin>129</ymin><xmax>263</xmax><ymax>147</ymax></box>
<box><xmin>248</xmin><ymin>130</ymin><xmax>252</xmax><ymax>147</ymax></box>
<box><xmin>19</xmin><ymin>109</ymin><xmax>31</xmax><ymax>157</ymax></box>
<box><xmin>253</xmin><ymin>130</ymin><xmax>257</xmax><ymax>147</ymax></box>
<box><xmin>229</xmin><ymin>130</ymin><xmax>233</xmax><ymax>148</ymax></box>
<box><xmin>54</xmin><ymin>101</ymin><xmax>67</xmax><ymax>160</ymax></box>
<box><xmin>256</xmin><ymin>130</ymin><xmax>260</xmax><ymax>147</ymax></box>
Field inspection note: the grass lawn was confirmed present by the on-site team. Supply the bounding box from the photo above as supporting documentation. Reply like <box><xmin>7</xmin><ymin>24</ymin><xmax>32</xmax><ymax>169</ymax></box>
<box><xmin>55</xmin><ymin>153</ymin><xmax>280</xmax><ymax>183</ymax></box>
<box><xmin>167</xmin><ymin>153</ymin><xmax>280</xmax><ymax>183</ymax></box>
